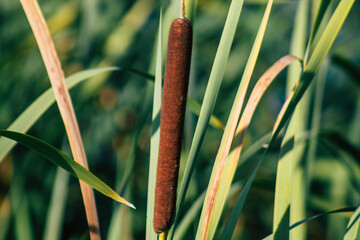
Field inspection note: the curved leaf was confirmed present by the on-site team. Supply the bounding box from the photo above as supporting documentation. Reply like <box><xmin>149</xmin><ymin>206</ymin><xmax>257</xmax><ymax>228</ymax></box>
<box><xmin>218</xmin><ymin>55</ymin><xmax>298</xmax><ymax>240</ymax></box>
<box><xmin>0</xmin><ymin>130</ymin><xmax>135</xmax><ymax>209</ymax></box>
<box><xmin>0</xmin><ymin>67</ymin><xmax>117</xmax><ymax>164</ymax></box>
<box><xmin>272</xmin><ymin>0</ymin><xmax>355</xmax><ymax>140</ymax></box>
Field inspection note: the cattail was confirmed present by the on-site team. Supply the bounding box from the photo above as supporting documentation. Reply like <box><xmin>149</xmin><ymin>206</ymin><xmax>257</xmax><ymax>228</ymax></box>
<box><xmin>153</xmin><ymin>16</ymin><xmax>193</xmax><ymax>234</ymax></box>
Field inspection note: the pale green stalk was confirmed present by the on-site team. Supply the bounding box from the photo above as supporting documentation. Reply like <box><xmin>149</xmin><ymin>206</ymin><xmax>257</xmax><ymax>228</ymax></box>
<box><xmin>288</xmin><ymin>1</ymin><xmax>310</xmax><ymax>239</ymax></box>
<box><xmin>146</xmin><ymin>1</ymin><xmax>163</xmax><ymax>239</ymax></box>
<box><xmin>273</xmin><ymin>121</ymin><xmax>293</xmax><ymax>240</ymax></box>
<box><xmin>43</xmin><ymin>168</ymin><xmax>69</xmax><ymax>240</ymax></box>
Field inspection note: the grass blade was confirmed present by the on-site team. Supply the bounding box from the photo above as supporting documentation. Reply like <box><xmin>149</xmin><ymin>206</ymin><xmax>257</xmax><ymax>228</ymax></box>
<box><xmin>304</xmin><ymin>0</ymin><xmax>354</xmax><ymax>73</ymax></box>
<box><xmin>0</xmin><ymin>67</ymin><xmax>117</xmax><ymax>164</ymax></box>
<box><xmin>272</xmin><ymin>0</ymin><xmax>355</xmax><ymax>145</ymax></box>
<box><xmin>308</xmin><ymin>0</ymin><xmax>330</xmax><ymax>47</ymax></box>
<box><xmin>0</xmin><ymin>130</ymin><xmax>135</xmax><ymax>208</ymax></box>
<box><xmin>303</xmin><ymin>0</ymin><xmax>331</xmax><ymax>65</ymax></box>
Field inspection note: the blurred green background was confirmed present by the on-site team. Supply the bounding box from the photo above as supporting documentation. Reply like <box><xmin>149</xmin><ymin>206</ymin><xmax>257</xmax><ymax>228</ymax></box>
<box><xmin>0</xmin><ymin>0</ymin><xmax>359</xmax><ymax>239</ymax></box>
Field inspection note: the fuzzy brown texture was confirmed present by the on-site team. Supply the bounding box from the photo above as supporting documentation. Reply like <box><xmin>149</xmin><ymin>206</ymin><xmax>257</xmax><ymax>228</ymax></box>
<box><xmin>153</xmin><ymin>17</ymin><xmax>193</xmax><ymax>234</ymax></box>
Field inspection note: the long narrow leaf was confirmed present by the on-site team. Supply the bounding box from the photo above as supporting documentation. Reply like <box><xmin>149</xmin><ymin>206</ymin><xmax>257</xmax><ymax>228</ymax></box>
<box><xmin>272</xmin><ymin>0</ymin><xmax>355</xmax><ymax>145</ymax></box>
<box><xmin>0</xmin><ymin>67</ymin><xmax>117</xmax><ymax>164</ymax></box>
<box><xmin>308</xmin><ymin>0</ymin><xmax>330</xmax><ymax>47</ymax></box>
<box><xmin>303</xmin><ymin>0</ymin><xmax>331</xmax><ymax>65</ymax></box>
<box><xmin>0</xmin><ymin>130</ymin><xmax>135</xmax><ymax>209</ymax></box>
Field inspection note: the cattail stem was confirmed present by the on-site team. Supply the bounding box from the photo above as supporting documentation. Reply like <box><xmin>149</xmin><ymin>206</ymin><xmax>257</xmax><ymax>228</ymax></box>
<box><xmin>180</xmin><ymin>0</ymin><xmax>185</xmax><ymax>18</ymax></box>
<box><xmin>153</xmin><ymin>17</ymin><xmax>193</xmax><ymax>234</ymax></box>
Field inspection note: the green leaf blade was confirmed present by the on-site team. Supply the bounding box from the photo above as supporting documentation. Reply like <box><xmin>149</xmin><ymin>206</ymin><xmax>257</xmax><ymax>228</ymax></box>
<box><xmin>0</xmin><ymin>67</ymin><xmax>117</xmax><ymax>164</ymax></box>
<box><xmin>0</xmin><ymin>130</ymin><xmax>135</xmax><ymax>209</ymax></box>
<box><xmin>272</xmin><ymin>0</ymin><xmax>355</xmax><ymax>142</ymax></box>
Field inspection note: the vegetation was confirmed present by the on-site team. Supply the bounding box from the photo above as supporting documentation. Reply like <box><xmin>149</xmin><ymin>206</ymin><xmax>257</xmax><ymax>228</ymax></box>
<box><xmin>0</xmin><ymin>0</ymin><xmax>359</xmax><ymax>239</ymax></box>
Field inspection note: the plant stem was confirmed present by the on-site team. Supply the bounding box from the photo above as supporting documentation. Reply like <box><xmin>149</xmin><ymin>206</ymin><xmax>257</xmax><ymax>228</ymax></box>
<box><xmin>180</xmin><ymin>0</ymin><xmax>185</xmax><ymax>18</ymax></box>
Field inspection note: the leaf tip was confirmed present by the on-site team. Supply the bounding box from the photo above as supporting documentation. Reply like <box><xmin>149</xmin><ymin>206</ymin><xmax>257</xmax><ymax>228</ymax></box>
<box><xmin>129</xmin><ymin>202</ymin><xmax>136</xmax><ymax>209</ymax></box>
<box><xmin>115</xmin><ymin>196</ymin><xmax>136</xmax><ymax>209</ymax></box>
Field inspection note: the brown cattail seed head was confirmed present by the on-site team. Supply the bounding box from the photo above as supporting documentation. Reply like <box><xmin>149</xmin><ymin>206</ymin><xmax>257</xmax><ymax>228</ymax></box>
<box><xmin>153</xmin><ymin>17</ymin><xmax>193</xmax><ymax>234</ymax></box>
